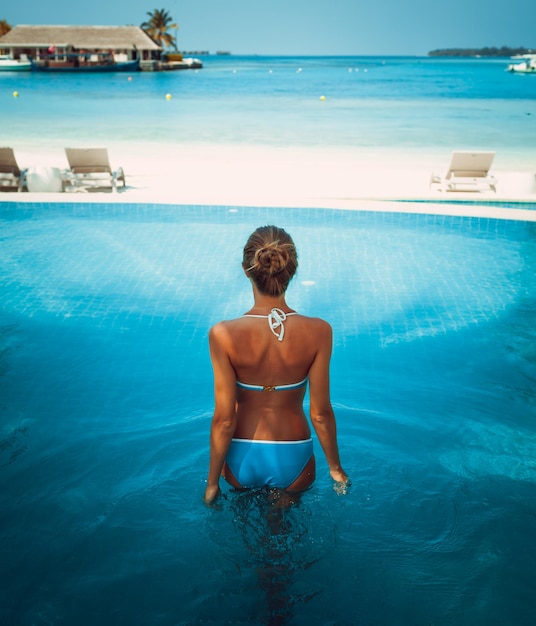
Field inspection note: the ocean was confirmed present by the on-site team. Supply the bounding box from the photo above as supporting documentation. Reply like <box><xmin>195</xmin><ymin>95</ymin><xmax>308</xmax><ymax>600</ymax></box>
<box><xmin>2</xmin><ymin>55</ymin><xmax>536</xmax><ymax>168</ymax></box>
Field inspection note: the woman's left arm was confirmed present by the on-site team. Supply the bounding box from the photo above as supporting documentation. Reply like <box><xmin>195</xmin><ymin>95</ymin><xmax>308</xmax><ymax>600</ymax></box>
<box><xmin>204</xmin><ymin>323</ymin><xmax>237</xmax><ymax>504</ymax></box>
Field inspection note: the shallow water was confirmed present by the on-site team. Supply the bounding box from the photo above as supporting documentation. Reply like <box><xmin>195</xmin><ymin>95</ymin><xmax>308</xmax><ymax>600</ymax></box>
<box><xmin>1</xmin><ymin>202</ymin><xmax>535</xmax><ymax>624</ymax></box>
<box><xmin>2</xmin><ymin>56</ymin><xmax>536</xmax><ymax>164</ymax></box>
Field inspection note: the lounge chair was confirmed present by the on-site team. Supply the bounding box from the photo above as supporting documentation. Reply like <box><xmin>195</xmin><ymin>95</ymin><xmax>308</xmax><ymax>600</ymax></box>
<box><xmin>0</xmin><ymin>147</ymin><xmax>27</xmax><ymax>192</ymax></box>
<box><xmin>431</xmin><ymin>151</ymin><xmax>497</xmax><ymax>192</ymax></box>
<box><xmin>63</xmin><ymin>148</ymin><xmax>126</xmax><ymax>192</ymax></box>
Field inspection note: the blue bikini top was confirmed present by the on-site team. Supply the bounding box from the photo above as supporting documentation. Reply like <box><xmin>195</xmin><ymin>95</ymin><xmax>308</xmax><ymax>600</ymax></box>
<box><xmin>236</xmin><ymin>377</ymin><xmax>308</xmax><ymax>393</ymax></box>
<box><xmin>237</xmin><ymin>308</ymin><xmax>307</xmax><ymax>392</ymax></box>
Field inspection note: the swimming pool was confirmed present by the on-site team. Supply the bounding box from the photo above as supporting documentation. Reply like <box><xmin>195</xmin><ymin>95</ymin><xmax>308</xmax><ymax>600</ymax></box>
<box><xmin>1</xmin><ymin>202</ymin><xmax>535</xmax><ymax>625</ymax></box>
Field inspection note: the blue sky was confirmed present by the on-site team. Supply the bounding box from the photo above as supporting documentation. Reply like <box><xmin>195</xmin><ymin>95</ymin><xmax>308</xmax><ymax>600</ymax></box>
<box><xmin>3</xmin><ymin>1</ymin><xmax>535</xmax><ymax>55</ymax></box>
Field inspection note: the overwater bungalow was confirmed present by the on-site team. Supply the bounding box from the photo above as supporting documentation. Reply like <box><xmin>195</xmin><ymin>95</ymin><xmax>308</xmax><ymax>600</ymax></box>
<box><xmin>0</xmin><ymin>25</ymin><xmax>162</xmax><ymax>71</ymax></box>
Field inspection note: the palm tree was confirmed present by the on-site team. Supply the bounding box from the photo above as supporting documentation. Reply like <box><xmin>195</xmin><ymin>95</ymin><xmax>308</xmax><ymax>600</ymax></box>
<box><xmin>0</xmin><ymin>19</ymin><xmax>12</xmax><ymax>36</ymax></box>
<box><xmin>141</xmin><ymin>9</ymin><xmax>178</xmax><ymax>50</ymax></box>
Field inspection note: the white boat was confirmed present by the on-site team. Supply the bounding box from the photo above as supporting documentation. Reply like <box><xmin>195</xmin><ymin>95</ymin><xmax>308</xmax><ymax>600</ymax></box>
<box><xmin>0</xmin><ymin>55</ymin><xmax>32</xmax><ymax>71</ymax></box>
<box><xmin>162</xmin><ymin>57</ymin><xmax>203</xmax><ymax>70</ymax></box>
<box><xmin>507</xmin><ymin>54</ymin><xmax>536</xmax><ymax>74</ymax></box>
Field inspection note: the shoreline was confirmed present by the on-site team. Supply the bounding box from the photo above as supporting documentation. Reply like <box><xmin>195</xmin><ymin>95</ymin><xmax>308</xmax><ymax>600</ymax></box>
<box><xmin>2</xmin><ymin>144</ymin><xmax>535</xmax><ymax>221</ymax></box>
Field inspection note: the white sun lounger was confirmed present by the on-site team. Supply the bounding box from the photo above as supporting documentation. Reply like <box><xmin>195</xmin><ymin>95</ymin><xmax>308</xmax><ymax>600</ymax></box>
<box><xmin>0</xmin><ymin>147</ymin><xmax>27</xmax><ymax>192</ymax></box>
<box><xmin>431</xmin><ymin>151</ymin><xmax>497</xmax><ymax>192</ymax></box>
<box><xmin>64</xmin><ymin>148</ymin><xmax>126</xmax><ymax>192</ymax></box>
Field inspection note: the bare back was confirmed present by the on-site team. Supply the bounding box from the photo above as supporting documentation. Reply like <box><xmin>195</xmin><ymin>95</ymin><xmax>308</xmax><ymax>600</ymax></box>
<box><xmin>210</xmin><ymin>311</ymin><xmax>333</xmax><ymax>441</ymax></box>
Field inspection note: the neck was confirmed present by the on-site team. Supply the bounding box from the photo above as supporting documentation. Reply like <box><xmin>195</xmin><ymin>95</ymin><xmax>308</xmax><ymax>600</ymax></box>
<box><xmin>250</xmin><ymin>288</ymin><xmax>289</xmax><ymax>313</ymax></box>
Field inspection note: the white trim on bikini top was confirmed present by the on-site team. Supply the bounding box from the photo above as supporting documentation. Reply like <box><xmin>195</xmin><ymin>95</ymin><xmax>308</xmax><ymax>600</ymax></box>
<box><xmin>236</xmin><ymin>377</ymin><xmax>308</xmax><ymax>392</ymax></box>
<box><xmin>231</xmin><ymin>437</ymin><xmax>313</xmax><ymax>444</ymax></box>
<box><xmin>242</xmin><ymin>307</ymin><xmax>298</xmax><ymax>342</ymax></box>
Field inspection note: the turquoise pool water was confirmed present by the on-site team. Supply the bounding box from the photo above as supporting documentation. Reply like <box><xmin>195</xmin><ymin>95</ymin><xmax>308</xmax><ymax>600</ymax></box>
<box><xmin>1</xmin><ymin>202</ymin><xmax>535</xmax><ymax>625</ymax></box>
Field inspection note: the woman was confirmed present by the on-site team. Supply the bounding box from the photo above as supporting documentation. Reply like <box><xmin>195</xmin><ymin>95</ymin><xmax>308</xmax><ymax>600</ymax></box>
<box><xmin>204</xmin><ymin>225</ymin><xmax>348</xmax><ymax>504</ymax></box>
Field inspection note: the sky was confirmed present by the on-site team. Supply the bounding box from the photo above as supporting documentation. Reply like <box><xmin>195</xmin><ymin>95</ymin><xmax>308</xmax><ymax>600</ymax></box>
<box><xmin>3</xmin><ymin>1</ymin><xmax>535</xmax><ymax>56</ymax></box>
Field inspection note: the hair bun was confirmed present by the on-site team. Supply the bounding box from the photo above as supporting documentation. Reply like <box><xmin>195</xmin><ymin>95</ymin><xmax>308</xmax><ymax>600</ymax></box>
<box><xmin>242</xmin><ymin>225</ymin><xmax>298</xmax><ymax>296</ymax></box>
<box><xmin>255</xmin><ymin>243</ymin><xmax>289</xmax><ymax>275</ymax></box>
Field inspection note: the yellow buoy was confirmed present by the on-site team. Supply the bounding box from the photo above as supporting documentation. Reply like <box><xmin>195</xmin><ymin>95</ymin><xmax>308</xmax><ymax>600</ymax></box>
<box><xmin>320</xmin><ymin>95</ymin><xmax>326</xmax><ymax>101</ymax></box>
<box><xmin>13</xmin><ymin>91</ymin><xmax>19</xmax><ymax>98</ymax></box>
<box><xmin>165</xmin><ymin>93</ymin><xmax>172</xmax><ymax>100</ymax></box>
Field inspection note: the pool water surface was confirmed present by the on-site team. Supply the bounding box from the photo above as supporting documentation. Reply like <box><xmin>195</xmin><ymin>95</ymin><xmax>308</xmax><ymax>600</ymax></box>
<box><xmin>1</xmin><ymin>202</ymin><xmax>535</xmax><ymax>625</ymax></box>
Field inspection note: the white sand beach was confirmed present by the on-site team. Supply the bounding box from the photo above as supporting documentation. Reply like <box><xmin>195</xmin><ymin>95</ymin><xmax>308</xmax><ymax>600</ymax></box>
<box><xmin>2</xmin><ymin>143</ymin><xmax>536</xmax><ymax>221</ymax></box>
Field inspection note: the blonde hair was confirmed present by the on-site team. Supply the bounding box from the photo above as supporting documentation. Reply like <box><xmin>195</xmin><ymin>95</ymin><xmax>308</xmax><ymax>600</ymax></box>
<box><xmin>242</xmin><ymin>226</ymin><xmax>298</xmax><ymax>296</ymax></box>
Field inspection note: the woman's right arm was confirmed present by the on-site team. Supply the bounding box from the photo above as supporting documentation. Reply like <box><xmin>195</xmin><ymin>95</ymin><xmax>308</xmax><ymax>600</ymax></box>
<box><xmin>307</xmin><ymin>321</ymin><xmax>348</xmax><ymax>486</ymax></box>
<box><xmin>204</xmin><ymin>323</ymin><xmax>237</xmax><ymax>504</ymax></box>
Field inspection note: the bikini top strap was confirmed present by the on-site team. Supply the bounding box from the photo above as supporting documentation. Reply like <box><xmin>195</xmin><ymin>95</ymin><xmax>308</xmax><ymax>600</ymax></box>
<box><xmin>242</xmin><ymin>308</ymin><xmax>297</xmax><ymax>342</ymax></box>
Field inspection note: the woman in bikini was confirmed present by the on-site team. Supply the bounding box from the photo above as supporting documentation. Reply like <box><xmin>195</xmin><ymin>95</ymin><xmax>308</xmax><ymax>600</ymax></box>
<box><xmin>204</xmin><ymin>225</ymin><xmax>348</xmax><ymax>504</ymax></box>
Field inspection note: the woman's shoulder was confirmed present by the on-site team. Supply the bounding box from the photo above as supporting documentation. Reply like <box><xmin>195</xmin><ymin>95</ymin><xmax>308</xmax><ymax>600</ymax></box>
<box><xmin>209</xmin><ymin>317</ymin><xmax>248</xmax><ymax>340</ymax></box>
<box><xmin>297</xmin><ymin>314</ymin><xmax>332</xmax><ymax>332</ymax></box>
<box><xmin>209</xmin><ymin>319</ymin><xmax>232</xmax><ymax>342</ymax></box>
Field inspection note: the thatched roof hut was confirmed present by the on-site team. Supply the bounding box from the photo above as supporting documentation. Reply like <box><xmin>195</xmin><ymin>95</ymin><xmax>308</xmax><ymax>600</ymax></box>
<box><xmin>0</xmin><ymin>25</ymin><xmax>161</xmax><ymax>61</ymax></box>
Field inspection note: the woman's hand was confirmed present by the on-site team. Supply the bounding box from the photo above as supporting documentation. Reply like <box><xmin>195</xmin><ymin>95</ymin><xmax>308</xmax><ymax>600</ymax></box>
<box><xmin>203</xmin><ymin>484</ymin><xmax>221</xmax><ymax>505</ymax></box>
<box><xmin>330</xmin><ymin>468</ymin><xmax>350</xmax><ymax>495</ymax></box>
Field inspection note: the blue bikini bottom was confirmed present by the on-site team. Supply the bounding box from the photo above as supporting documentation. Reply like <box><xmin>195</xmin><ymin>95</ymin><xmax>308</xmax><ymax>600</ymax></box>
<box><xmin>225</xmin><ymin>438</ymin><xmax>313</xmax><ymax>489</ymax></box>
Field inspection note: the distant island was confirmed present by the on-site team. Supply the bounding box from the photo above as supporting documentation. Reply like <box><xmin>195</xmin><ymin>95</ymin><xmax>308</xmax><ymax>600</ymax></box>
<box><xmin>428</xmin><ymin>46</ymin><xmax>534</xmax><ymax>58</ymax></box>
